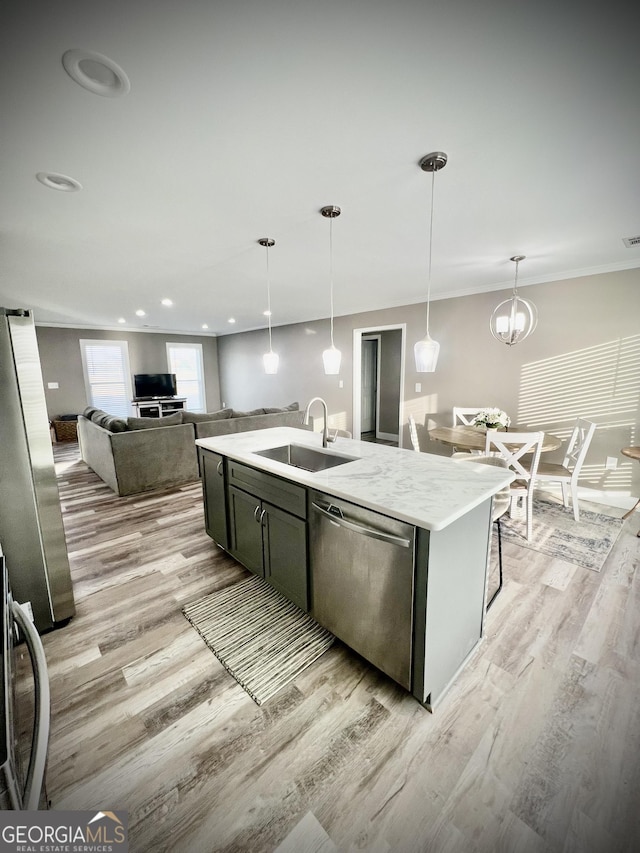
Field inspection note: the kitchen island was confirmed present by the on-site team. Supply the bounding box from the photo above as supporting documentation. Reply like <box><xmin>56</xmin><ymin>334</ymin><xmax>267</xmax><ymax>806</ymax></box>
<box><xmin>196</xmin><ymin>427</ymin><xmax>514</xmax><ymax>710</ymax></box>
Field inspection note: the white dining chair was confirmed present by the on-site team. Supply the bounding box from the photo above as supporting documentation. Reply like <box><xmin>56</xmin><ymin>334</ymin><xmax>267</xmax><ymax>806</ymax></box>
<box><xmin>452</xmin><ymin>453</ymin><xmax>511</xmax><ymax>609</ymax></box>
<box><xmin>452</xmin><ymin>407</ymin><xmax>483</xmax><ymax>427</ymax></box>
<box><xmin>485</xmin><ymin>430</ymin><xmax>544</xmax><ymax>541</ymax></box>
<box><xmin>408</xmin><ymin>414</ymin><xmax>420</xmax><ymax>452</ymax></box>
<box><xmin>530</xmin><ymin>418</ymin><xmax>596</xmax><ymax>521</ymax></box>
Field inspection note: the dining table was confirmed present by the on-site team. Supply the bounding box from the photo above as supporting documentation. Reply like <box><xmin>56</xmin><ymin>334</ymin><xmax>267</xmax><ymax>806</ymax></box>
<box><xmin>621</xmin><ymin>447</ymin><xmax>640</xmax><ymax>536</ymax></box>
<box><xmin>427</xmin><ymin>424</ymin><xmax>562</xmax><ymax>454</ymax></box>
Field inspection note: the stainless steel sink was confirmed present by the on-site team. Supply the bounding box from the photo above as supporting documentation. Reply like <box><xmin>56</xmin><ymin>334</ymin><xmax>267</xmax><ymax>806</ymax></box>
<box><xmin>253</xmin><ymin>443</ymin><xmax>358</xmax><ymax>472</ymax></box>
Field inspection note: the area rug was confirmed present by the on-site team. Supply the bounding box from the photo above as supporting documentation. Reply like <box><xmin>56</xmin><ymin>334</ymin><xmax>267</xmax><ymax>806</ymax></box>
<box><xmin>183</xmin><ymin>575</ymin><xmax>334</xmax><ymax>705</ymax></box>
<box><xmin>499</xmin><ymin>498</ymin><xmax>623</xmax><ymax>572</ymax></box>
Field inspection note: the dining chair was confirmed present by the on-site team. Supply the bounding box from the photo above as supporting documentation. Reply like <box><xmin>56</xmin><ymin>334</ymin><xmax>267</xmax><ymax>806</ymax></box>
<box><xmin>452</xmin><ymin>453</ymin><xmax>511</xmax><ymax>609</ymax></box>
<box><xmin>485</xmin><ymin>430</ymin><xmax>544</xmax><ymax>541</ymax></box>
<box><xmin>408</xmin><ymin>414</ymin><xmax>420</xmax><ymax>452</ymax></box>
<box><xmin>530</xmin><ymin>418</ymin><xmax>596</xmax><ymax>521</ymax></box>
<box><xmin>452</xmin><ymin>407</ymin><xmax>483</xmax><ymax>427</ymax></box>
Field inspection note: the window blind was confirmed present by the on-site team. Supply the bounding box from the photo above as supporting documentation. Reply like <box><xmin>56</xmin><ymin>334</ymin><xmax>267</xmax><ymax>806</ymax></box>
<box><xmin>80</xmin><ymin>340</ymin><xmax>131</xmax><ymax>417</ymax></box>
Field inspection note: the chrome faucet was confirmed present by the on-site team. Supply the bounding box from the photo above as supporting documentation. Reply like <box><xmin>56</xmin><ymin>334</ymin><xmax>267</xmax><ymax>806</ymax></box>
<box><xmin>303</xmin><ymin>397</ymin><xmax>336</xmax><ymax>448</ymax></box>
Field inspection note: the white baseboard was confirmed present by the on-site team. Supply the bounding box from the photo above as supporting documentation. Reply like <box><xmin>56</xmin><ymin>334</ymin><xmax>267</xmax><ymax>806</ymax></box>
<box><xmin>536</xmin><ymin>484</ymin><xmax>638</xmax><ymax>513</ymax></box>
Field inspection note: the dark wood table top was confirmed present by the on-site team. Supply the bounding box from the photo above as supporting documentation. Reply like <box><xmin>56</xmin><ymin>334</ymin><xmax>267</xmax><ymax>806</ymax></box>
<box><xmin>428</xmin><ymin>424</ymin><xmax>562</xmax><ymax>453</ymax></box>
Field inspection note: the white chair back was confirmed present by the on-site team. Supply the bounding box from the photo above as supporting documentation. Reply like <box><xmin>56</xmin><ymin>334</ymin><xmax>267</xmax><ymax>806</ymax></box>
<box><xmin>408</xmin><ymin>414</ymin><xmax>420</xmax><ymax>452</ymax></box>
<box><xmin>485</xmin><ymin>430</ymin><xmax>544</xmax><ymax>480</ymax></box>
<box><xmin>563</xmin><ymin>417</ymin><xmax>596</xmax><ymax>474</ymax></box>
<box><xmin>452</xmin><ymin>407</ymin><xmax>483</xmax><ymax>427</ymax></box>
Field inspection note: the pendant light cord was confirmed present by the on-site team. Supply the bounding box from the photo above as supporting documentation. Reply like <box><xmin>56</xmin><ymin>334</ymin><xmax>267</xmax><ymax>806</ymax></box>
<box><xmin>266</xmin><ymin>243</ymin><xmax>273</xmax><ymax>351</ymax></box>
<box><xmin>329</xmin><ymin>215</ymin><xmax>335</xmax><ymax>348</ymax></box>
<box><xmin>425</xmin><ymin>168</ymin><xmax>435</xmax><ymax>335</ymax></box>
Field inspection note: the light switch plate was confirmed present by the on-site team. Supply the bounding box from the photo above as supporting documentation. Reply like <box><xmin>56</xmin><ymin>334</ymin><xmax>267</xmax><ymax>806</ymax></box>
<box><xmin>47</xmin><ymin>381</ymin><xmax>59</xmax><ymax>389</ymax></box>
<box><xmin>415</xmin><ymin>382</ymin><xmax>422</xmax><ymax>393</ymax></box>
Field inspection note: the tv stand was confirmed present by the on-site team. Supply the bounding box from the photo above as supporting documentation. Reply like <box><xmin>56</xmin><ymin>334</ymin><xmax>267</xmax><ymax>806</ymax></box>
<box><xmin>132</xmin><ymin>398</ymin><xmax>186</xmax><ymax>418</ymax></box>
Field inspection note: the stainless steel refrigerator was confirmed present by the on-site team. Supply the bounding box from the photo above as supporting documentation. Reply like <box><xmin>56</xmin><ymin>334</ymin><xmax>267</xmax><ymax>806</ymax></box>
<box><xmin>0</xmin><ymin>308</ymin><xmax>75</xmax><ymax>632</ymax></box>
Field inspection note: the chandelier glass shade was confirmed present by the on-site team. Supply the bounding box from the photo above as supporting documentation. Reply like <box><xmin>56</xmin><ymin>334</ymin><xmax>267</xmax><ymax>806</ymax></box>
<box><xmin>414</xmin><ymin>151</ymin><xmax>447</xmax><ymax>373</ymax></box>
<box><xmin>321</xmin><ymin>205</ymin><xmax>341</xmax><ymax>375</ymax></box>
<box><xmin>258</xmin><ymin>238</ymin><xmax>279</xmax><ymax>374</ymax></box>
<box><xmin>490</xmin><ymin>255</ymin><xmax>537</xmax><ymax>346</ymax></box>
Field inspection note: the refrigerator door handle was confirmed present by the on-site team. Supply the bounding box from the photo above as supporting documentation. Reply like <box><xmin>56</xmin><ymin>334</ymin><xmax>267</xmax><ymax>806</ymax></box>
<box><xmin>11</xmin><ymin>601</ymin><xmax>50</xmax><ymax>810</ymax></box>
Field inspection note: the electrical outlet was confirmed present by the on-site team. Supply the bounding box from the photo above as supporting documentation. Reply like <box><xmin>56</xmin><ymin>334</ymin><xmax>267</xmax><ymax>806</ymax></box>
<box><xmin>415</xmin><ymin>383</ymin><xmax>422</xmax><ymax>393</ymax></box>
<box><xmin>47</xmin><ymin>381</ymin><xmax>59</xmax><ymax>389</ymax></box>
<box><xmin>339</xmin><ymin>380</ymin><xmax>344</xmax><ymax>388</ymax></box>
<box><xmin>605</xmin><ymin>456</ymin><xmax>618</xmax><ymax>470</ymax></box>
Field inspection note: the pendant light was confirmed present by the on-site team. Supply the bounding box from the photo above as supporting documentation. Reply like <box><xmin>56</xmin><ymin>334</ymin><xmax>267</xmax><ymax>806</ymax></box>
<box><xmin>320</xmin><ymin>205</ymin><xmax>341</xmax><ymax>374</ymax></box>
<box><xmin>490</xmin><ymin>255</ymin><xmax>537</xmax><ymax>346</ymax></box>
<box><xmin>258</xmin><ymin>238</ymin><xmax>279</xmax><ymax>374</ymax></box>
<box><xmin>414</xmin><ymin>151</ymin><xmax>447</xmax><ymax>373</ymax></box>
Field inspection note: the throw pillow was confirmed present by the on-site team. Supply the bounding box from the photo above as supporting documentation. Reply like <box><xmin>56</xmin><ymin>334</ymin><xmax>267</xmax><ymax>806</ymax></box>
<box><xmin>181</xmin><ymin>408</ymin><xmax>233</xmax><ymax>424</ymax></box>
<box><xmin>126</xmin><ymin>412</ymin><xmax>183</xmax><ymax>430</ymax></box>
<box><xmin>231</xmin><ymin>407</ymin><xmax>267</xmax><ymax>418</ymax></box>
<box><xmin>262</xmin><ymin>402</ymin><xmax>299</xmax><ymax>414</ymax></box>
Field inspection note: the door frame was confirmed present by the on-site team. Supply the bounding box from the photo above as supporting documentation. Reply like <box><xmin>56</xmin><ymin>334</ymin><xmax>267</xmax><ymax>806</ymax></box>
<box><xmin>352</xmin><ymin>323</ymin><xmax>406</xmax><ymax>445</ymax></box>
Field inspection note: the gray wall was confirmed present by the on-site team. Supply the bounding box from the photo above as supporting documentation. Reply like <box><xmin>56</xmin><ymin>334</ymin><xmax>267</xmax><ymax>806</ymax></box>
<box><xmin>217</xmin><ymin>267</ymin><xmax>640</xmax><ymax>500</ymax></box>
<box><xmin>35</xmin><ymin>327</ymin><xmax>222</xmax><ymax>418</ymax></box>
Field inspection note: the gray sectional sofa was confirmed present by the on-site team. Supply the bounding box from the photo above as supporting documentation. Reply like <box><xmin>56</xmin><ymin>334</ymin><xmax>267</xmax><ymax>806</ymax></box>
<box><xmin>77</xmin><ymin>403</ymin><xmax>306</xmax><ymax>496</ymax></box>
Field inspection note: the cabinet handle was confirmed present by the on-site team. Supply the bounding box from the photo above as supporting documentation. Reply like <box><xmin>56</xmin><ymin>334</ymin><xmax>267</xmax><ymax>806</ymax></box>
<box><xmin>216</xmin><ymin>460</ymin><xmax>223</xmax><ymax>476</ymax></box>
<box><xmin>254</xmin><ymin>504</ymin><xmax>261</xmax><ymax>523</ymax></box>
<box><xmin>259</xmin><ymin>509</ymin><xmax>266</xmax><ymax>526</ymax></box>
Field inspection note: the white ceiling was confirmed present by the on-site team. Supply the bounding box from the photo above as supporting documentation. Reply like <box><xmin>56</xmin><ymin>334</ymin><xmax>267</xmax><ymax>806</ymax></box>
<box><xmin>1</xmin><ymin>0</ymin><xmax>639</xmax><ymax>337</ymax></box>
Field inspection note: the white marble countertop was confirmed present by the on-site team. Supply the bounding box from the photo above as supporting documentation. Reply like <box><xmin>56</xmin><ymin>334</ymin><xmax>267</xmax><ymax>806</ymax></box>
<box><xmin>196</xmin><ymin>427</ymin><xmax>515</xmax><ymax>531</ymax></box>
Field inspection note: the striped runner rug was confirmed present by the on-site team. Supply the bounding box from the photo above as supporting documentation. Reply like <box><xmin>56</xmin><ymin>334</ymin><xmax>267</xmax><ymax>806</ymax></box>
<box><xmin>183</xmin><ymin>575</ymin><xmax>335</xmax><ymax>705</ymax></box>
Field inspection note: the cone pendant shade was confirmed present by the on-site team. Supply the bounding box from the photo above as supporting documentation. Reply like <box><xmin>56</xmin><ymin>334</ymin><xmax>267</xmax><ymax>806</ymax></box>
<box><xmin>414</xmin><ymin>334</ymin><xmax>440</xmax><ymax>373</ymax></box>
<box><xmin>322</xmin><ymin>345</ymin><xmax>341</xmax><ymax>375</ymax></box>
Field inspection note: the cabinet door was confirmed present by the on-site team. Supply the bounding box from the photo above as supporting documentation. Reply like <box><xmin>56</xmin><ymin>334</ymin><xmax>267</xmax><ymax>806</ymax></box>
<box><xmin>263</xmin><ymin>502</ymin><xmax>308</xmax><ymax>610</ymax></box>
<box><xmin>201</xmin><ymin>450</ymin><xmax>228</xmax><ymax>549</ymax></box>
<box><xmin>228</xmin><ymin>485</ymin><xmax>264</xmax><ymax>576</ymax></box>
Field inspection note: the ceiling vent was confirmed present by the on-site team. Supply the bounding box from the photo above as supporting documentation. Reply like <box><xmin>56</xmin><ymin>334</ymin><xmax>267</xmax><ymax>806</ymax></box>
<box><xmin>623</xmin><ymin>235</ymin><xmax>640</xmax><ymax>248</ymax></box>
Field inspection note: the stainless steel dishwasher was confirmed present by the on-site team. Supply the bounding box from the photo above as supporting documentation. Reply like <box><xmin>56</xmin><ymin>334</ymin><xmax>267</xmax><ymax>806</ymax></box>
<box><xmin>309</xmin><ymin>491</ymin><xmax>416</xmax><ymax>690</ymax></box>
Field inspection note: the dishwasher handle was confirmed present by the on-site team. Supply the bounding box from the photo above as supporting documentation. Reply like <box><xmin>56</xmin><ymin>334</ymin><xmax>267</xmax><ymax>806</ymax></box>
<box><xmin>311</xmin><ymin>501</ymin><xmax>412</xmax><ymax>548</ymax></box>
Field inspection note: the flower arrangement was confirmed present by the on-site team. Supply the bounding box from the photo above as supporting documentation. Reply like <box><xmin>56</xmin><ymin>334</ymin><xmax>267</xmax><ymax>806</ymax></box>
<box><xmin>472</xmin><ymin>407</ymin><xmax>511</xmax><ymax>430</ymax></box>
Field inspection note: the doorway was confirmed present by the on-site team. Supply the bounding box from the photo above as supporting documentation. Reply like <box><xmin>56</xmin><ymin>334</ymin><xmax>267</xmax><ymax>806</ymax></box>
<box><xmin>361</xmin><ymin>335</ymin><xmax>380</xmax><ymax>438</ymax></box>
<box><xmin>352</xmin><ymin>324</ymin><xmax>406</xmax><ymax>445</ymax></box>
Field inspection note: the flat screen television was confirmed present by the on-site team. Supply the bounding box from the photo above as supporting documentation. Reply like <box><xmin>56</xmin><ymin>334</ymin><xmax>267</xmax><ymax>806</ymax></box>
<box><xmin>133</xmin><ymin>373</ymin><xmax>177</xmax><ymax>400</ymax></box>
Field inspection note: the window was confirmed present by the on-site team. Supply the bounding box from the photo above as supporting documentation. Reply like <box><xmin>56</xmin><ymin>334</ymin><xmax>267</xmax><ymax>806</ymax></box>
<box><xmin>167</xmin><ymin>342</ymin><xmax>206</xmax><ymax>412</ymax></box>
<box><xmin>79</xmin><ymin>339</ymin><xmax>132</xmax><ymax>417</ymax></box>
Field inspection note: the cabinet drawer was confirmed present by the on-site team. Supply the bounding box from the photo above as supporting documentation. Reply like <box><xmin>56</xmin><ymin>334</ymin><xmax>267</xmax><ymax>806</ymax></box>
<box><xmin>228</xmin><ymin>461</ymin><xmax>307</xmax><ymax>519</ymax></box>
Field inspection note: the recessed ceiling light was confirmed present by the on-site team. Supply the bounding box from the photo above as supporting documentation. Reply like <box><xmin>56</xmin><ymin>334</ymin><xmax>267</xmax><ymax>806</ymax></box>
<box><xmin>161</xmin><ymin>298</ymin><xmax>173</xmax><ymax>307</ymax></box>
<box><xmin>263</xmin><ymin>310</ymin><xmax>272</xmax><ymax>317</ymax></box>
<box><xmin>117</xmin><ymin>317</ymin><xmax>126</xmax><ymax>324</ymax></box>
<box><xmin>135</xmin><ymin>309</ymin><xmax>146</xmax><ymax>317</ymax></box>
<box><xmin>62</xmin><ymin>49</ymin><xmax>130</xmax><ymax>98</ymax></box>
<box><xmin>36</xmin><ymin>172</ymin><xmax>82</xmax><ymax>192</ymax></box>
<box><xmin>201</xmin><ymin>324</ymin><xmax>209</xmax><ymax>330</ymax></box>
<box><xmin>228</xmin><ymin>318</ymin><xmax>236</xmax><ymax>324</ymax></box>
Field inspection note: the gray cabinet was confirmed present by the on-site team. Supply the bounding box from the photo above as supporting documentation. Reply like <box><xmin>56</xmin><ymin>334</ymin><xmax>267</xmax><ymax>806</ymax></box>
<box><xmin>226</xmin><ymin>461</ymin><xmax>309</xmax><ymax>610</ymax></box>
<box><xmin>200</xmin><ymin>449</ymin><xmax>228</xmax><ymax>549</ymax></box>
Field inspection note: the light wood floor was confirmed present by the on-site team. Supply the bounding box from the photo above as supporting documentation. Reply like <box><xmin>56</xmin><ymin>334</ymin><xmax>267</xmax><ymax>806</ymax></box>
<box><xmin>35</xmin><ymin>442</ymin><xmax>640</xmax><ymax>852</ymax></box>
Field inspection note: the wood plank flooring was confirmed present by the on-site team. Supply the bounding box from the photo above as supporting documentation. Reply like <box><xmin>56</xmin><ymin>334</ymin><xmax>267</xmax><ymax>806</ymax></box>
<box><xmin>31</xmin><ymin>442</ymin><xmax>640</xmax><ymax>852</ymax></box>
